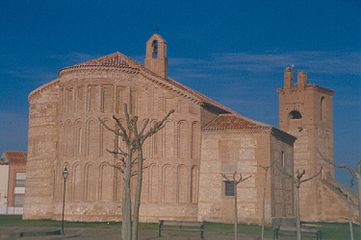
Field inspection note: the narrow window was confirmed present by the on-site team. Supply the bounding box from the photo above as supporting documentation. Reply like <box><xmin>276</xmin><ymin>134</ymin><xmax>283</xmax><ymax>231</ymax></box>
<box><xmin>281</xmin><ymin>151</ymin><xmax>285</xmax><ymax>168</ymax></box>
<box><xmin>320</xmin><ymin>96</ymin><xmax>325</xmax><ymax>121</ymax></box>
<box><xmin>152</xmin><ymin>40</ymin><xmax>158</xmax><ymax>59</ymax></box>
<box><xmin>224</xmin><ymin>181</ymin><xmax>235</xmax><ymax>196</ymax></box>
<box><xmin>289</xmin><ymin>110</ymin><xmax>302</xmax><ymax>120</ymax></box>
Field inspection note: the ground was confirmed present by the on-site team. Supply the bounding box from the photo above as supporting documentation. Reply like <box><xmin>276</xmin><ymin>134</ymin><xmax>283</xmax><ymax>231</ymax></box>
<box><xmin>0</xmin><ymin>215</ymin><xmax>359</xmax><ymax>239</ymax></box>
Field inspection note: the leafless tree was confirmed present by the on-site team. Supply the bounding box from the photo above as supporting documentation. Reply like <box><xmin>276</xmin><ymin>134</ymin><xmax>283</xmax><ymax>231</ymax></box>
<box><xmin>318</xmin><ymin>150</ymin><xmax>361</xmax><ymax>237</ymax></box>
<box><xmin>276</xmin><ymin>164</ymin><xmax>322</xmax><ymax>240</ymax></box>
<box><xmin>100</xmin><ymin>104</ymin><xmax>174</xmax><ymax>240</ymax></box>
<box><xmin>221</xmin><ymin>171</ymin><xmax>251</xmax><ymax>240</ymax></box>
<box><xmin>344</xmin><ymin>179</ymin><xmax>356</xmax><ymax>240</ymax></box>
<box><xmin>257</xmin><ymin>164</ymin><xmax>271</xmax><ymax>240</ymax></box>
<box><xmin>293</xmin><ymin>168</ymin><xmax>323</xmax><ymax>240</ymax></box>
<box><xmin>337</xmin><ymin>164</ymin><xmax>361</xmax><ymax>240</ymax></box>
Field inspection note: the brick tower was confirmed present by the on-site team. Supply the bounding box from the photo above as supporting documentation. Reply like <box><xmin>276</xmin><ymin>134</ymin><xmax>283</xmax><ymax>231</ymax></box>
<box><xmin>278</xmin><ymin>66</ymin><xmax>335</xmax><ymax>220</ymax></box>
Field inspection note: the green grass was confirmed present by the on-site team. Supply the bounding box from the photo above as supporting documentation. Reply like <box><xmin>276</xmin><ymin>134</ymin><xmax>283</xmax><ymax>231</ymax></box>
<box><xmin>0</xmin><ymin>215</ymin><xmax>161</xmax><ymax>229</ymax></box>
<box><xmin>0</xmin><ymin>215</ymin><xmax>359</xmax><ymax>239</ymax></box>
<box><xmin>203</xmin><ymin>222</ymin><xmax>273</xmax><ymax>234</ymax></box>
<box><xmin>318</xmin><ymin>222</ymin><xmax>360</xmax><ymax>240</ymax></box>
<box><xmin>203</xmin><ymin>221</ymin><xmax>360</xmax><ymax>240</ymax></box>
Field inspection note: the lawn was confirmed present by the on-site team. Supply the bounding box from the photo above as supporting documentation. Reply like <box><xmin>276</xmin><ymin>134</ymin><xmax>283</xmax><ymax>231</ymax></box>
<box><xmin>0</xmin><ymin>215</ymin><xmax>359</xmax><ymax>240</ymax></box>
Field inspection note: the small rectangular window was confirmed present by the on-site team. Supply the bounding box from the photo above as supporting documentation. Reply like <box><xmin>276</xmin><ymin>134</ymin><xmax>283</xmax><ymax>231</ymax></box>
<box><xmin>14</xmin><ymin>194</ymin><xmax>24</xmax><ymax>207</ymax></box>
<box><xmin>224</xmin><ymin>181</ymin><xmax>235</xmax><ymax>196</ymax></box>
<box><xmin>15</xmin><ymin>173</ymin><xmax>26</xmax><ymax>187</ymax></box>
<box><xmin>15</xmin><ymin>180</ymin><xmax>26</xmax><ymax>187</ymax></box>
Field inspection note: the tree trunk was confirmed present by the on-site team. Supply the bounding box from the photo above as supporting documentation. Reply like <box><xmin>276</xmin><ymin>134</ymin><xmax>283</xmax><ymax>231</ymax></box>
<box><xmin>122</xmin><ymin>148</ymin><xmax>133</xmax><ymax>240</ymax></box>
<box><xmin>132</xmin><ymin>145</ymin><xmax>144</xmax><ymax>240</ymax></box>
<box><xmin>295</xmin><ymin>185</ymin><xmax>301</xmax><ymax>240</ymax></box>
<box><xmin>357</xmin><ymin>171</ymin><xmax>361</xmax><ymax>238</ymax></box>
<box><xmin>348</xmin><ymin>195</ymin><xmax>355</xmax><ymax>240</ymax></box>
<box><xmin>234</xmin><ymin>181</ymin><xmax>238</xmax><ymax>240</ymax></box>
<box><xmin>261</xmin><ymin>169</ymin><xmax>268</xmax><ymax>240</ymax></box>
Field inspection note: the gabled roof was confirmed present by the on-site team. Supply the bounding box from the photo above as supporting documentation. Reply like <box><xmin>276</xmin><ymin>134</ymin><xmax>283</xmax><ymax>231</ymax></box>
<box><xmin>72</xmin><ymin>52</ymin><xmax>142</xmax><ymax>68</ymax></box>
<box><xmin>58</xmin><ymin>52</ymin><xmax>141</xmax><ymax>76</ymax></box>
<box><xmin>202</xmin><ymin>114</ymin><xmax>271</xmax><ymax>131</ymax></box>
<box><xmin>0</xmin><ymin>151</ymin><xmax>27</xmax><ymax>164</ymax></box>
<box><xmin>32</xmin><ymin>50</ymin><xmax>293</xmax><ymax>139</ymax></box>
<box><xmin>58</xmin><ymin>52</ymin><xmax>235</xmax><ymax>114</ymax></box>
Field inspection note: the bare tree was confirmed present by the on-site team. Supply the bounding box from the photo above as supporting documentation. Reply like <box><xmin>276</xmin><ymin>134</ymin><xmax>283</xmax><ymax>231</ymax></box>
<box><xmin>100</xmin><ymin>104</ymin><xmax>174</xmax><ymax>240</ymax></box>
<box><xmin>345</xmin><ymin>179</ymin><xmax>356</xmax><ymax>240</ymax></box>
<box><xmin>293</xmin><ymin>168</ymin><xmax>323</xmax><ymax>240</ymax></box>
<box><xmin>257</xmin><ymin>164</ymin><xmax>271</xmax><ymax>240</ymax></box>
<box><xmin>221</xmin><ymin>171</ymin><xmax>251</xmax><ymax>240</ymax></box>
<box><xmin>318</xmin><ymin>150</ymin><xmax>361</xmax><ymax>237</ymax></box>
<box><xmin>276</xmin><ymin>164</ymin><xmax>322</xmax><ymax>240</ymax></box>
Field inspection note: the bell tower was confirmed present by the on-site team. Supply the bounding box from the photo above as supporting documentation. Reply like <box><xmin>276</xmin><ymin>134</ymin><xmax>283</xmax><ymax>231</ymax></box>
<box><xmin>278</xmin><ymin>66</ymin><xmax>335</xmax><ymax>220</ymax></box>
<box><xmin>144</xmin><ymin>33</ymin><xmax>168</xmax><ymax>79</ymax></box>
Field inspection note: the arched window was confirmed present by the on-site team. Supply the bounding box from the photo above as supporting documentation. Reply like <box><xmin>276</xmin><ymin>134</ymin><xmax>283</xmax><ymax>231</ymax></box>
<box><xmin>320</xmin><ymin>96</ymin><xmax>325</xmax><ymax>121</ymax></box>
<box><xmin>289</xmin><ymin>110</ymin><xmax>302</xmax><ymax>120</ymax></box>
<box><xmin>152</xmin><ymin>40</ymin><xmax>158</xmax><ymax>59</ymax></box>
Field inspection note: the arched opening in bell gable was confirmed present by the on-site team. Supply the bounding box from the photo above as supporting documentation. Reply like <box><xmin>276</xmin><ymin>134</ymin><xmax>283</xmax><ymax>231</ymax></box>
<box><xmin>288</xmin><ymin>110</ymin><xmax>302</xmax><ymax>120</ymax></box>
<box><xmin>152</xmin><ymin>40</ymin><xmax>158</xmax><ymax>59</ymax></box>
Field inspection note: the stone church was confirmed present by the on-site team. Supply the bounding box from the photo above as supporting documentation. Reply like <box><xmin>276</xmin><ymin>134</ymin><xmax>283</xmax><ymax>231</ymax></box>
<box><xmin>24</xmin><ymin>34</ymin><xmax>357</xmax><ymax>224</ymax></box>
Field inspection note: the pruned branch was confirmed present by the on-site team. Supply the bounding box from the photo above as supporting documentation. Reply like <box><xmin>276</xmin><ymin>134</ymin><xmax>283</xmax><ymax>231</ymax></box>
<box><xmin>101</xmin><ymin>161</ymin><xmax>125</xmax><ymax>173</ymax></box>
<box><xmin>337</xmin><ymin>164</ymin><xmax>358</xmax><ymax>178</ymax></box>
<box><xmin>141</xmin><ymin>109</ymin><xmax>175</xmax><ymax>143</ymax></box>
<box><xmin>113</xmin><ymin>115</ymin><xmax>130</xmax><ymax>143</ymax></box>
<box><xmin>221</xmin><ymin>173</ymin><xmax>231</xmax><ymax>182</ymax></box>
<box><xmin>300</xmin><ymin>167</ymin><xmax>323</xmax><ymax>183</ymax></box>
<box><xmin>139</xmin><ymin>119</ymin><xmax>150</xmax><ymax>137</ymax></box>
<box><xmin>296</xmin><ymin>169</ymin><xmax>306</xmax><ymax>180</ymax></box>
<box><xmin>222</xmin><ymin>171</ymin><xmax>252</xmax><ymax>184</ymax></box>
<box><xmin>99</xmin><ymin>117</ymin><xmax>120</xmax><ymax>136</ymax></box>
<box><xmin>237</xmin><ymin>174</ymin><xmax>252</xmax><ymax>184</ymax></box>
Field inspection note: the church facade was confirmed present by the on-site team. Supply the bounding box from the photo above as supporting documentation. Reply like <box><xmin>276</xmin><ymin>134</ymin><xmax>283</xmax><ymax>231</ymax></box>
<box><xmin>23</xmin><ymin>34</ymin><xmax>356</xmax><ymax>224</ymax></box>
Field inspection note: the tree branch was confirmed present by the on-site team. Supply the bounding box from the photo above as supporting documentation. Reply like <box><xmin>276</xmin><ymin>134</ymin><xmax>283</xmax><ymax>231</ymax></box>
<box><xmin>141</xmin><ymin>109</ymin><xmax>175</xmax><ymax>143</ymax></box>
<box><xmin>300</xmin><ymin>167</ymin><xmax>323</xmax><ymax>183</ymax></box>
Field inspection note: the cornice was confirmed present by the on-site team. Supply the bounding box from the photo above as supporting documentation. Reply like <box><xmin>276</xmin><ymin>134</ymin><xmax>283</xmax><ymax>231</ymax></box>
<box><xmin>28</xmin><ymin>79</ymin><xmax>60</xmax><ymax>102</ymax></box>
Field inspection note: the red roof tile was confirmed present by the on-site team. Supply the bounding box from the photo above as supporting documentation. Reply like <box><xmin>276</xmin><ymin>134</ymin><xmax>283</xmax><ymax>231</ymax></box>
<box><xmin>202</xmin><ymin>114</ymin><xmax>271</xmax><ymax>131</ymax></box>
<box><xmin>3</xmin><ymin>151</ymin><xmax>27</xmax><ymax>163</ymax></box>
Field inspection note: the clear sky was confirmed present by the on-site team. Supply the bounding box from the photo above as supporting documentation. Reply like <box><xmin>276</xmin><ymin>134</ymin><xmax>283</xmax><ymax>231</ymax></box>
<box><xmin>0</xmin><ymin>0</ymin><xmax>360</xmax><ymax>185</ymax></box>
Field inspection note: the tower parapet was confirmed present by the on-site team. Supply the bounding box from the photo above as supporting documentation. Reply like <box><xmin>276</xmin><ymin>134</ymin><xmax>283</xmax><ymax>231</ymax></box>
<box><xmin>283</xmin><ymin>65</ymin><xmax>294</xmax><ymax>89</ymax></box>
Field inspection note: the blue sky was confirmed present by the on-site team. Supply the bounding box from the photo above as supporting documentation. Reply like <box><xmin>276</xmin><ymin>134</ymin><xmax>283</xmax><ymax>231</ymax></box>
<box><xmin>0</xmin><ymin>0</ymin><xmax>360</xmax><ymax>185</ymax></box>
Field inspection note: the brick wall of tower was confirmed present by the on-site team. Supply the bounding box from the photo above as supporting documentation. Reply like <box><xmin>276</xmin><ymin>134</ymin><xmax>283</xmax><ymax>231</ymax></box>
<box><xmin>23</xmin><ymin>81</ymin><xmax>60</xmax><ymax>219</ymax></box>
<box><xmin>278</xmin><ymin>68</ymin><xmax>357</xmax><ymax>222</ymax></box>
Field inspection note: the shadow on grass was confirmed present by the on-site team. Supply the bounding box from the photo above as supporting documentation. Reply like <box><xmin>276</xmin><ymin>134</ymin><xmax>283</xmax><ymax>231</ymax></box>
<box><xmin>0</xmin><ymin>215</ymin><xmax>359</xmax><ymax>240</ymax></box>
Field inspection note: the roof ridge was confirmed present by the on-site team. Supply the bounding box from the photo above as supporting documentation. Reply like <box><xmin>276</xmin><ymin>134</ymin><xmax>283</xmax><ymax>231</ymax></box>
<box><xmin>4</xmin><ymin>150</ymin><xmax>27</xmax><ymax>153</ymax></box>
<box><xmin>202</xmin><ymin>114</ymin><xmax>272</xmax><ymax>131</ymax></box>
<box><xmin>49</xmin><ymin>51</ymin><xmax>274</xmax><ymax>131</ymax></box>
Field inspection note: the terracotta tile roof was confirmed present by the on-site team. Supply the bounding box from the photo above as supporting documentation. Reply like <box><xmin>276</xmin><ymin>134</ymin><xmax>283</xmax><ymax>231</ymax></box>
<box><xmin>73</xmin><ymin>52</ymin><xmax>143</xmax><ymax>68</ymax></box>
<box><xmin>1</xmin><ymin>151</ymin><xmax>27</xmax><ymax>164</ymax></box>
<box><xmin>58</xmin><ymin>52</ymin><xmax>235</xmax><ymax>114</ymax></box>
<box><xmin>202</xmin><ymin>114</ymin><xmax>271</xmax><ymax>131</ymax></box>
<box><xmin>58</xmin><ymin>52</ymin><xmax>141</xmax><ymax>77</ymax></box>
